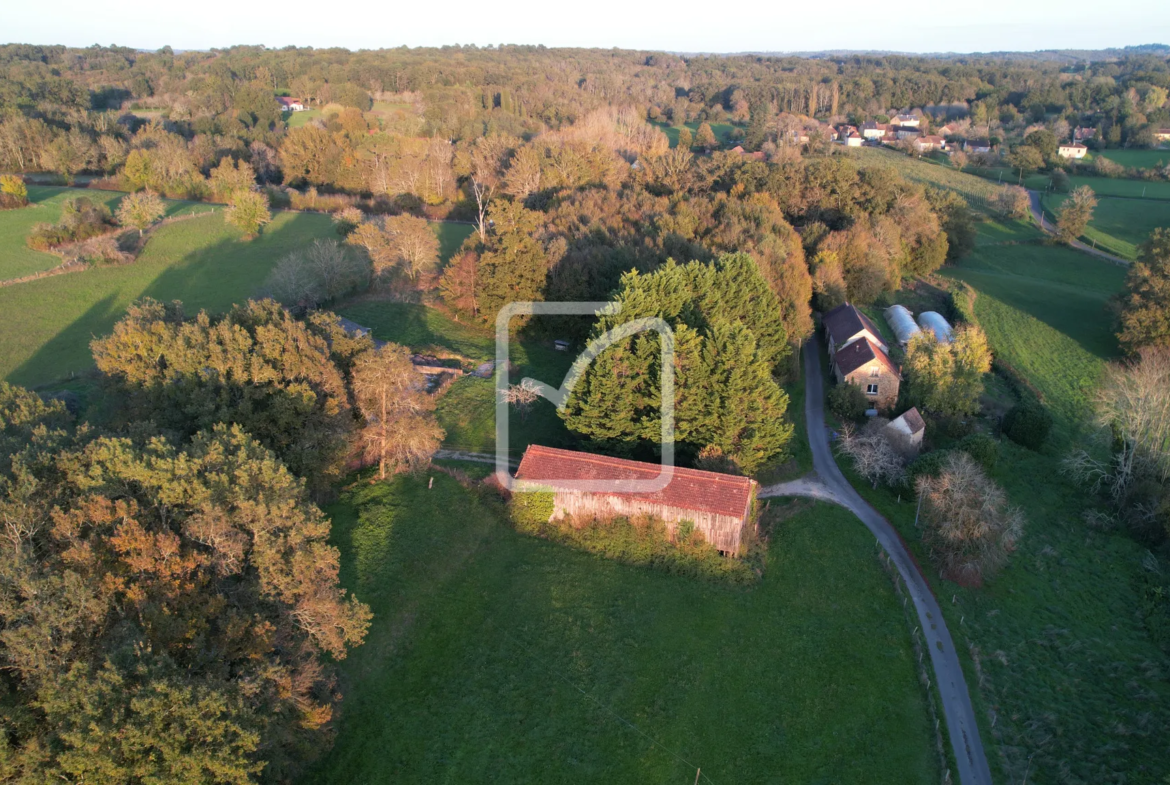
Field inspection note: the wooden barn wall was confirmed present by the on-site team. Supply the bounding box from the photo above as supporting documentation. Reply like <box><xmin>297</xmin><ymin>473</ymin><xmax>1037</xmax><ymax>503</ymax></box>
<box><xmin>550</xmin><ymin>490</ymin><xmax>747</xmax><ymax>555</ymax></box>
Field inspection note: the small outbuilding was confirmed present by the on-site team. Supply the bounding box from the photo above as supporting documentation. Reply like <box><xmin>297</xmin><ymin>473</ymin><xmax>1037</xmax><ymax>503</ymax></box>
<box><xmin>884</xmin><ymin>305</ymin><xmax>922</xmax><ymax>348</ymax></box>
<box><xmin>887</xmin><ymin>407</ymin><xmax>926</xmax><ymax>454</ymax></box>
<box><xmin>515</xmin><ymin>445</ymin><xmax>757</xmax><ymax>556</ymax></box>
<box><xmin>917</xmin><ymin>311</ymin><xmax>954</xmax><ymax>344</ymax></box>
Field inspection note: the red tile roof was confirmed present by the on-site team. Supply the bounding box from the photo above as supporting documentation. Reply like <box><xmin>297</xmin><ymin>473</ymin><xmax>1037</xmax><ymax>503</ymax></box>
<box><xmin>834</xmin><ymin>337</ymin><xmax>899</xmax><ymax>377</ymax></box>
<box><xmin>515</xmin><ymin>445</ymin><xmax>755</xmax><ymax>519</ymax></box>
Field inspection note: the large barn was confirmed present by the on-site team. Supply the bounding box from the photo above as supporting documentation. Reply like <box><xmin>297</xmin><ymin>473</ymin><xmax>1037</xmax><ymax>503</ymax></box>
<box><xmin>514</xmin><ymin>445</ymin><xmax>757</xmax><ymax>556</ymax></box>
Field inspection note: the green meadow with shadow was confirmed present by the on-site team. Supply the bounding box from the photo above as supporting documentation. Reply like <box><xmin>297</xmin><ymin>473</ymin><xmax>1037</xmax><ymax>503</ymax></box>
<box><xmin>0</xmin><ymin>185</ymin><xmax>214</xmax><ymax>281</ymax></box>
<box><xmin>0</xmin><ymin>210</ymin><xmax>334</xmax><ymax>387</ymax></box>
<box><xmin>305</xmin><ymin>476</ymin><xmax>939</xmax><ymax>784</ymax></box>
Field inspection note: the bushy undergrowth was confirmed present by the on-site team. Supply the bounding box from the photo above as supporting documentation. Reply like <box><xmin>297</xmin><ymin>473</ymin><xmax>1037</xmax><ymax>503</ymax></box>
<box><xmin>508</xmin><ymin>491</ymin><xmax>758</xmax><ymax>584</ymax></box>
<box><xmin>26</xmin><ymin>196</ymin><xmax>116</xmax><ymax>249</ymax></box>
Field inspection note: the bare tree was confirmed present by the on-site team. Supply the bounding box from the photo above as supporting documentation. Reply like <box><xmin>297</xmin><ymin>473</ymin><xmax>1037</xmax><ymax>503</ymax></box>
<box><xmin>838</xmin><ymin>419</ymin><xmax>907</xmax><ymax>488</ymax></box>
<box><xmin>501</xmin><ymin>378</ymin><xmax>541</xmax><ymax>421</ymax></box>
<box><xmin>456</xmin><ymin>135</ymin><xmax>513</xmax><ymax>242</ymax></box>
<box><xmin>916</xmin><ymin>452</ymin><xmax>1024</xmax><ymax>585</ymax></box>
<box><xmin>352</xmin><ymin>345</ymin><xmax>444</xmax><ymax>479</ymax></box>
<box><xmin>1065</xmin><ymin>347</ymin><xmax>1170</xmax><ymax>501</ymax></box>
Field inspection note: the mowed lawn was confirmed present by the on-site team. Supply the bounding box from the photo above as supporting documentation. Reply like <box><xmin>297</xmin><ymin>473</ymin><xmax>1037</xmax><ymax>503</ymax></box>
<box><xmin>0</xmin><ymin>210</ymin><xmax>335</xmax><ymax>386</ymax></box>
<box><xmin>305</xmin><ymin>475</ymin><xmax>939</xmax><ymax>784</ymax></box>
<box><xmin>1040</xmin><ymin>193</ymin><xmax>1170</xmax><ymax>260</ymax></box>
<box><xmin>943</xmin><ymin>241</ymin><xmax>1126</xmax><ymax>433</ymax></box>
<box><xmin>0</xmin><ymin>186</ymin><xmax>213</xmax><ymax>281</ymax></box>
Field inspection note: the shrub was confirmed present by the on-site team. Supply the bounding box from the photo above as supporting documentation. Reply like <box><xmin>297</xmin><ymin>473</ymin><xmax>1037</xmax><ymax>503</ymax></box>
<box><xmin>916</xmin><ymin>451</ymin><xmax>1025</xmax><ymax>586</ymax></box>
<box><xmin>1003</xmin><ymin>402</ymin><xmax>1052</xmax><ymax>451</ymax></box>
<box><xmin>507</xmin><ymin>497</ymin><xmax>757</xmax><ymax>584</ymax></box>
<box><xmin>949</xmin><ymin>281</ymin><xmax>977</xmax><ymax>325</ymax></box>
<box><xmin>906</xmin><ymin>448</ymin><xmax>955</xmax><ymax>485</ymax></box>
<box><xmin>0</xmin><ymin>174</ymin><xmax>28</xmax><ymax>209</ymax></box>
<box><xmin>25</xmin><ymin>197</ymin><xmax>115</xmax><ymax>250</ymax></box>
<box><xmin>828</xmin><ymin>383</ymin><xmax>869</xmax><ymax>421</ymax></box>
<box><xmin>957</xmin><ymin>433</ymin><xmax>998</xmax><ymax>469</ymax></box>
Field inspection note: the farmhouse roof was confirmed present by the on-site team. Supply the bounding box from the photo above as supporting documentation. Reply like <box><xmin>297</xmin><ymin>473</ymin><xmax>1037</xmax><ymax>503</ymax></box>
<box><xmin>515</xmin><ymin>445</ymin><xmax>755</xmax><ymax>520</ymax></box>
<box><xmin>1059</xmin><ymin>143</ymin><xmax>1087</xmax><ymax>150</ymax></box>
<box><xmin>918</xmin><ymin>135</ymin><xmax>944</xmax><ymax>144</ymax></box>
<box><xmin>823</xmin><ymin>303</ymin><xmax>883</xmax><ymax>347</ymax></box>
<box><xmin>834</xmin><ymin>337</ymin><xmax>898</xmax><ymax>377</ymax></box>
<box><xmin>890</xmin><ymin>406</ymin><xmax>926</xmax><ymax>436</ymax></box>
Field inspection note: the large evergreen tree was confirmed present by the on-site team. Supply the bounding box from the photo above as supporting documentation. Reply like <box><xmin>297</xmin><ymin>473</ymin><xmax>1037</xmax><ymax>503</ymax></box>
<box><xmin>560</xmin><ymin>254</ymin><xmax>793</xmax><ymax>473</ymax></box>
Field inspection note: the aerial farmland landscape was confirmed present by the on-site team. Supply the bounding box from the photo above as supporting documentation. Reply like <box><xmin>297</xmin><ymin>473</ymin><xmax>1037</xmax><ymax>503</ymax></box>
<box><xmin>1</xmin><ymin>3</ymin><xmax>1170</xmax><ymax>784</ymax></box>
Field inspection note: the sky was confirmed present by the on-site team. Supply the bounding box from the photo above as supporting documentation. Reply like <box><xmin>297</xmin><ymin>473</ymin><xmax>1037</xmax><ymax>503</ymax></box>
<box><xmin>6</xmin><ymin>0</ymin><xmax>1170</xmax><ymax>54</ymax></box>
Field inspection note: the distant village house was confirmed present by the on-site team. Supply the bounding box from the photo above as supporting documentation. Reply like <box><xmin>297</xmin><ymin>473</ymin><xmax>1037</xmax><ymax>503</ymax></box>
<box><xmin>277</xmin><ymin>97</ymin><xmax>306</xmax><ymax>112</ymax></box>
<box><xmin>1057</xmin><ymin>143</ymin><xmax>1088</xmax><ymax>159</ymax></box>
<box><xmin>886</xmin><ymin>407</ymin><xmax>926</xmax><ymax>454</ymax></box>
<box><xmin>514</xmin><ymin>445</ymin><xmax>757</xmax><ymax>556</ymax></box>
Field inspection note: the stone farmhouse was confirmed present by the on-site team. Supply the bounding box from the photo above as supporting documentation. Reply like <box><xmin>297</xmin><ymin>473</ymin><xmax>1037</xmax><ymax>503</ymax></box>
<box><xmin>823</xmin><ymin>303</ymin><xmax>900</xmax><ymax>411</ymax></box>
<box><xmin>515</xmin><ymin>445</ymin><xmax>757</xmax><ymax>556</ymax></box>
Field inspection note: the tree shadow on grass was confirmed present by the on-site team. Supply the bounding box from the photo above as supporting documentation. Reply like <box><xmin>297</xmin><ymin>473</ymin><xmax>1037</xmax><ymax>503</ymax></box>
<box><xmin>8</xmin><ymin>213</ymin><xmax>330</xmax><ymax>387</ymax></box>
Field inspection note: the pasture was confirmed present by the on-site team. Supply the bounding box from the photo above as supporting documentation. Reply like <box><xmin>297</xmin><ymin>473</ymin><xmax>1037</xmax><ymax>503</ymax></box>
<box><xmin>656</xmin><ymin>121</ymin><xmax>738</xmax><ymax>148</ymax></box>
<box><xmin>285</xmin><ymin>108</ymin><xmax>323</xmax><ymax>128</ymax></box>
<box><xmin>0</xmin><ymin>197</ymin><xmax>472</xmax><ymax>387</ymax></box>
<box><xmin>0</xmin><ymin>186</ymin><xmax>212</xmax><ymax>281</ymax></box>
<box><xmin>943</xmin><ymin>241</ymin><xmax>1126</xmax><ymax>431</ymax></box>
<box><xmin>304</xmin><ymin>475</ymin><xmax>939</xmax><ymax>784</ymax></box>
<box><xmin>843</xmin><ymin>227</ymin><xmax>1170</xmax><ymax>784</ymax></box>
<box><xmin>847</xmin><ymin>147</ymin><xmax>1001</xmax><ymax>212</ymax></box>
<box><xmin>1040</xmin><ymin>193</ymin><xmax>1170</xmax><ymax>260</ymax></box>
<box><xmin>1095</xmin><ymin>148</ymin><xmax>1170</xmax><ymax>169</ymax></box>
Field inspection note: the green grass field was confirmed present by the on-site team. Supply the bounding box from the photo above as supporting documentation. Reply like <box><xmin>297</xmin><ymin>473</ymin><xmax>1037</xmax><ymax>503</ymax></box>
<box><xmin>0</xmin><ymin>201</ymin><xmax>470</xmax><ymax>388</ymax></box>
<box><xmin>1095</xmin><ymin>148</ymin><xmax>1170</xmax><ymax>170</ymax></box>
<box><xmin>972</xmin><ymin>167</ymin><xmax>1170</xmax><ymax>201</ymax></box>
<box><xmin>943</xmin><ymin>241</ymin><xmax>1126</xmax><ymax>433</ymax></box>
<box><xmin>879</xmin><ymin>226</ymin><xmax>1170</xmax><ymax>783</ymax></box>
<box><xmin>1040</xmin><ymin>193</ymin><xmax>1170</xmax><ymax>260</ymax></box>
<box><xmin>0</xmin><ymin>210</ymin><xmax>335</xmax><ymax>386</ymax></box>
<box><xmin>847</xmin><ymin>147</ymin><xmax>1002</xmax><ymax>212</ymax></box>
<box><xmin>0</xmin><ymin>186</ymin><xmax>213</xmax><ymax>281</ymax></box>
<box><xmin>655</xmin><ymin>121</ymin><xmax>738</xmax><ymax>148</ymax></box>
<box><xmin>285</xmin><ymin>109</ymin><xmax>322</xmax><ymax>128</ymax></box>
<box><xmin>305</xmin><ymin>474</ymin><xmax>939</xmax><ymax>783</ymax></box>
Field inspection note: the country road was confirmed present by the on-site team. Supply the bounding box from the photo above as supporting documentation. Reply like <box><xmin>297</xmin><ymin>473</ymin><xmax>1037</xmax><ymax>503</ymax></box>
<box><xmin>759</xmin><ymin>337</ymin><xmax>993</xmax><ymax>785</ymax></box>
<box><xmin>1026</xmin><ymin>190</ymin><xmax>1130</xmax><ymax>266</ymax></box>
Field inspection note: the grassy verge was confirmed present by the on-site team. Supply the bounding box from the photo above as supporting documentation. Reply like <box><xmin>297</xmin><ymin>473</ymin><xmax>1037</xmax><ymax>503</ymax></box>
<box><xmin>305</xmin><ymin>473</ymin><xmax>939</xmax><ymax>783</ymax></box>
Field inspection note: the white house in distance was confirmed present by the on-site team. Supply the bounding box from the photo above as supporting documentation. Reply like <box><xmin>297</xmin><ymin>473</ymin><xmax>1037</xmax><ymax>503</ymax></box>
<box><xmin>893</xmin><ymin>113</ymin><xmax>920</xmax><ymax>128</ymax></box>
<box><xmin>277</xmin><ymin>97</ymin><xmax>306</xmax><ymax>112</ymax></box>
<box><xmin>1057</xmin><ymin>143</ymin><xmax>1088</xmax><ymax>159</ymax></box>
<box><xmin>843</xmin><ymin>131</ymin><xmax>864</xmax><ymax>147</ymax></box>
<box><xmin>914</xmin><ymin>135</ymin><xmax>946</xmax><ymax>152</ymax></box>
<box><xmin>1155</xmin><ymin>128</ymin><xmax>1170</xmax><ymax>144</ymax></box>
<box><xmin>963</xmin><ymin>139</ymin><xmax>992</xmax><ymax>154</ymax></box>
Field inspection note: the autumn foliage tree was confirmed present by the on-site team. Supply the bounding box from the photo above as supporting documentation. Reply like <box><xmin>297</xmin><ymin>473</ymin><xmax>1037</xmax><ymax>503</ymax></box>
<box><xmin>903</xmin><ymin>326</ymin><xmax>992</xmax><ymax>417</ymax></box>
<box><xmin>91</xmin><ymin>298</ymin><xmax>355</xmax><ymax>494</ymax></box>
<box><xmin>115</xmin><ymin>189</ymin><xmax>166</xmax><ymax>236</ymax></box>
<box><xmin>1055</xmin><ymin>185</ymin><xmax>1097</xmax><ymax>244</ymax></box>
<box><xmin>0</xmin><ymin>391</ymin><xmax>371</xmax><ymax>781</ymax></box>
<box><xmin>1117</xmin><ymin>228</ymin><xmax>1170</xmax><ymax>353</ymax></box>
<box><xmin>351</xmin><ymin>344</ymin><xmax>444</xmax><ymax>478</ymax></box>
<box><xmin>224</xmin><ymin>188</ymin><xmax>271</xmax><ymax>238</ymax></box>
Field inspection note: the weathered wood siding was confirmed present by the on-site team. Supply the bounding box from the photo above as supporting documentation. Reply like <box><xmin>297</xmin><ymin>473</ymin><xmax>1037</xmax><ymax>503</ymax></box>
<box><xmin>549</xmin><ymin>489</ymin><xmax>752</xmax><ymax>555</ymax></box>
